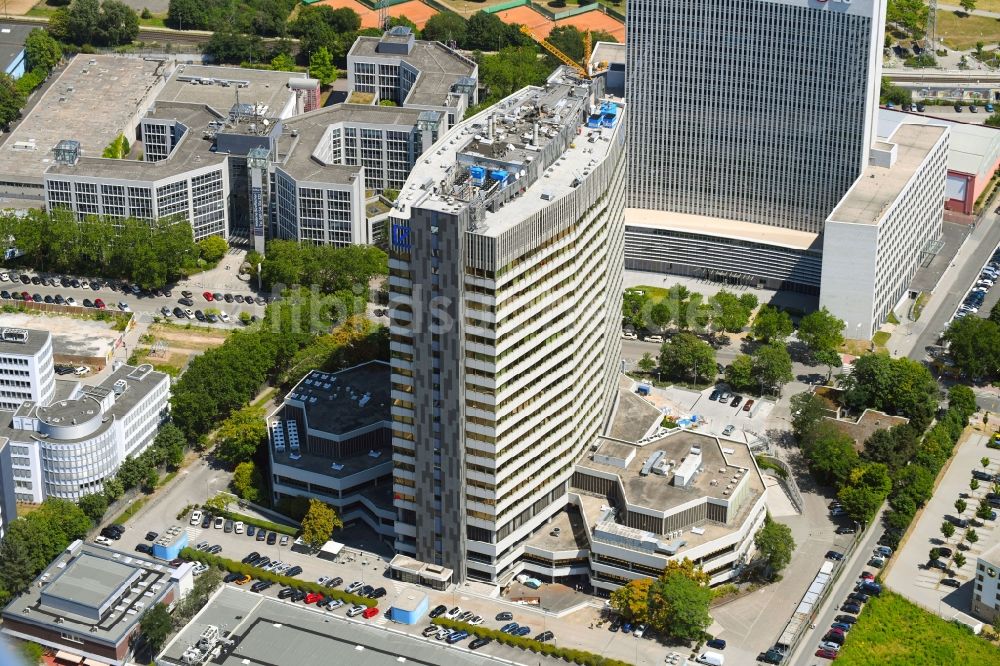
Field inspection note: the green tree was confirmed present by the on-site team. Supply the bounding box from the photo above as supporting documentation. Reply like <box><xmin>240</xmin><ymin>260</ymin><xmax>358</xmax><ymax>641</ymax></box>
<box><xmin>309</xmin><ymin>46</ymin><xmax>336</xmax><ymax>86</ymax></box>
<box><xmin>751</xmin><ymin>342</ymin><xmax>793</xmax><ymax>395</ymax></box>
<box><xmin>103</xmin><ymin>476</ymin><xmax>124</xmax><ymax>502</ymax></box>
<box><xmin>798</xmin><ymin>307</ymin><xmax>845</xmax><ymax>359</ymax></box>
<box><xmin>891</xmin><ymin>463</ymin><xmax>935</xmax><ymax>509</ymax></box>
<box><xmin>944</xmin><ymin>316</ymin><xmax>1000</xmax><ymax>380</ymax></box>
<box><xmin>203</xmin><ymin>492</ymin><xmax>231</xmax><ymax>514</ymax></box>
<box><xmin>143</xmin><ymin>467</ymin><xmax>159</xmax><ymax>491</ymax></box>
<box><xmin>24</xmin><ymin>29</ymin><xmax>62</xmax><ymax>71</ymax></box>
<box><xmin>637</xmin><ymin>352</ymin><xmax>656</xmax><ymax>375</ymax></box>
<box><xmin>806</xmin><ymin>423</ymin><xmax>860</xmax><ymax>486</ymax></box>
<box><xmin>725</xmin><ymin>354</ymin><xmax>753</xmax><ymax>391</ymax></box>
<box><xmin>475</xmin><ymin>46</ymin><xmax>551</xmax><ymax>104</ymax></box>
<box><xmin>862</xmin><ymin>424</ymin><xmax>918</xmax><ymax>472</ymax></box>
<box><xmin>215</xmin><ymin>405</ymin><xmax>267</xmax><ymax>466</ymax></box>
<box><xmin>954</xmin><ymin>551</ymin><xmax>967</xmax><ymax>568</ymax></box>
<box><xmin>547</xmin><ymin>25</ymin><xmax>585</xmax><ymax>61</ymax></box>
<box><xmin>814</xmin><ymin>350</ymin><xmax>842</xmax><ymax>385</ymax></box>
<box><xmin>709</xmin><ymin>290</ymin><xmax>753</xmax><ymax>334</ymax></box>
<box><xmin>140</xmin><ymin>603</ymin><xmax>173</xmax><ymax>652</ymax></box>
<box><xmin>18</xmin><ymin>641</ymin><xmax>45</xmax><ymax>665</ymax></box>
<box><xmin>956</xmin><ymin>498</ymin><xmax>968</xmax><ymax>515</ymax></box>
<box><xmin>0</xmin><ymin>72</ymin><xmax>26</xmax><ymax>128</ymax></box>
<box><xmin>421</xmin><ymin>11</ymin><xmax>468</xmax><ymax>46</ymax></box>
<box><xmin>949</xmin><ymin>385</ymin><xmax>978</xmax><ymax>421</ymax></box>
<box><xmin>977</xmin><ymin>499</ymin><xmax>992</xmax><ymax>520</ymax></box>
<box><xmin>270</xmin><ymin>52</ymin><xmax>296</xmax><ymax>72</ymax></box>
<box><xmin>960</xmin><ymin>0</ymin><xmax>978</xmax><ymax>12</ymax></box>
<box><xmin>116</xmin><ymin>454</ymin><xmax>152</xmax><ymax>490</ymax></box>
<box><xmin>941</xmin><ymin>520</ymin><xmax>956</xmax><ymax>541</ymax></box>
<box><xmin>751</xmin><ymin>305</ymin><xmax>793</xmax><ymax>343</ymax></box>
<box><xmin>646</xmin><ymin>569</ymin><xmax>712</xmax><ymax>640</ymax></box>
<box><xmin>300</xmin><ymin>498</ymin><xmax>343</xmax><ymax>548</ymax></box>
<box><xmin>930</xmin><ymin>547</ymin><xmax>941</xmax><ymax>561</ymax></box>
<box><xmin>838</xmin><ymin>463</ymin><xmax>892</xmax><ymax>523</ymax></box>
<box><xmin>972</xmin><ymin>478</ymin><xmax>981</xmax><ymax>493</ymax></box>
<box><xmin>982</xmin><ymin>456</ymin><xmax>991</xmax><ymax>471</ymax></box>
<box><xmin>78</xmin><ymin>492</ymin><xmax>109</xmax><ymax>524</ymax></box>
<box><xmin>198</xmin><ymin>235</ymin><xmax>228</xmax><ymax>264</ymax></box>
<box><xmin>790</xmin><ymin>391</ymin><xmax>828</xmax><ymax>448</ymax></box>
<box><xmin>966</xmin><ymin>528</ymin><xmax>979</xmax><ymax>544</ymax></box>
<box><xmin>659</xmin><ymin>332</ymin><xmax>716</xmax><ymax>384</ymax></box>
<box><xmin>753</xmin><ymin>516</ymin><xmax>795</xmax><ymax>579</ymax></box>
<box><xmin>232</xmin><ymin>461</ymin><xmax>262</xmax><ymax>503</ymax></box>
<box><xmin>466</xmin><ymin>11</ymin><xmax>516</xmax><ymax>51</ymax></box>
<box><xmin>622</xmin><ymin>289</ymin><xmax>649</xmax><ymax>330</ymax></box>
<box><xmin>880</xmin><ymin>76</ymin><xmax>913</xmax><ymax>105</ymax></box>
<box><xmin>102</xmin><ymin>133</ymin><xmax>129</xmax><ymax>158</ymax></box>
<box><xmin>205</xmin><ymin>30</ymin><xmax>265</xmax><ymax>65</ymax></box>
<box><xmin>886</xmin><ymin>0</ymin><xmax>928</xmax><ymax>37</ymax></box>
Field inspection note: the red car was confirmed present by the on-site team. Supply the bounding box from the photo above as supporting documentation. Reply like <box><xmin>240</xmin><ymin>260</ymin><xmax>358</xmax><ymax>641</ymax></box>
<box><xmin>304</xmin><ymin>592</ymin><xmax>323</xmax><ymax>604</ymax></box>
<box><xmin>362</xmin><ymin>606</ymin><xmax>379</xmax><ymax>619</ymax></box>
<box><xmin>742</xmin><ymin>399</ymin><xmax>755</xmax><ymax>412</ymax></box>
<box><xmin>203</xmin><ymin>291</ymin><xmax>214</xmax><ymax>301</ymax></box>
<box><xmin>20</xmin><ymin>291</ymin><xmax>29</xmax><ymax>300</ymax></box>
<box><xmin>94</xmin><ymin>298</ymin><xmax>106</xmax><ymax>309</ymax></box>
<box><xmin>859</xmin><ymin>572</ymin><xmax>875</xmax><ymax>581</ymax></box>
<box><xmin>815</xmin><ymin>648</ymin><xmax>838</xmax><ymax>660</ymax></box>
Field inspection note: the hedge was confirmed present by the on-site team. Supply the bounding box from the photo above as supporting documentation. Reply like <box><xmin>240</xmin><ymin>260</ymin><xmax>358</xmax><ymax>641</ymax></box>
<box><xmin>431</xmin><ymin>617</ymin><xmax>633</xmax><ymax>666</ymax></box>
<box><xmin>180</xmin><ymin>548</ymin><xmax>375</xmax><ymax>607</ymax></box>
<box><xmin>206</xmin><ymin>507</ymin><xmax>299</xmax><ymax>537</ymax></box>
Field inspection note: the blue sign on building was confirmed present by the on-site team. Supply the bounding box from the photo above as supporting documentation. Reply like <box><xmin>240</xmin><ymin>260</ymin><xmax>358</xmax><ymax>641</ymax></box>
<box><xmin>391</xmin><ymin>222</ymin><xmax>411</xmax><ymax>249</ymax></box>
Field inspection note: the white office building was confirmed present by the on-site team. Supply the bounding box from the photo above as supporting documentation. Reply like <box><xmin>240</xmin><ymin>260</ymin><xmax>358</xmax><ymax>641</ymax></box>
<box><xmin>820</xmin><ymin>124</ymin><xmax>948</xmax><ymax>338</ymax></box>
<box><xmin>0</xmin><ymin>327</ymin><xmax>55</xmax><ymax>412</ymax></box>
<box><xmin>388</xmin><ymin>69</ymin><xmax>626</xmax><ymax>583</ymax></box>
<box><xmin>347</xmin><ymin>27</ymin><xmax>478</xmax><ymax>126</ymax></box>
<box><xmin>1</xmin><ymin>363</ymin><xmax>170</xmax><ymax>503</ymax></box>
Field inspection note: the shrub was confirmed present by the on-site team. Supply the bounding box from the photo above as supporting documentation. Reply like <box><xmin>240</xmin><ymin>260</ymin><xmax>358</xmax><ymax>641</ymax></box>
<box><xmin>180</xmin><ymin>548</ymin><xmax>375</xmax><ymax>607</ymax></box>
<box><xmin>204</xmin><ymin>506</ymin><xmax>298</xmax><ymax>536</ymax></box>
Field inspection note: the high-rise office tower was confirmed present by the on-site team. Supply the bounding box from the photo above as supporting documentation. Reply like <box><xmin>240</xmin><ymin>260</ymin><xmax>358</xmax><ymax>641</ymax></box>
<box><xmin>388</xmin><ymin>71</ymin><xmax>626</xmax><ymax>582</ymax></box>
<box><xmin>625</xmin><ymin>0</ymin><xmax>887</xmax><ymax>287</ymax></box>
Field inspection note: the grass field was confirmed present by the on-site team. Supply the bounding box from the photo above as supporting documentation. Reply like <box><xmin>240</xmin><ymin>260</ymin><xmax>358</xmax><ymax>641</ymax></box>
<box><xmin>937</xmin><ymin>10</ymin><xmax>1000</xmax><ymax>50</ymax></box>
<box><xmin>835</xmin><ymin>591</ymin><xmax>998</xmax><ymax>665</ymax></box>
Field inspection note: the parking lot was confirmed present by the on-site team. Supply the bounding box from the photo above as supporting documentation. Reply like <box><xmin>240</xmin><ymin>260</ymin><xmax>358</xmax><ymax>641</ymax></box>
<box><xmin>952</xmin><ymin>242</ymin><xmax>1000</xmax><ymax>323</ymax></box>
<box><xmin>102</xmin><ymin>511</ymin><xmax>680</xmax><ymax>666</ymax></box>
<box><xmin>885</xmin><ymin>430</ymin><xmax>999</xmax><ymax>618</ymax></box>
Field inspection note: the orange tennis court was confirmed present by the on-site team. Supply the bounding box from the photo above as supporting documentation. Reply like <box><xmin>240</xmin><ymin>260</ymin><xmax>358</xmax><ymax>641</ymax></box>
<box><xmin>312</xmin><ymin>0</ymin><xmax>439</xmax><ymax>29</ymax></box>
<box><xmin>495</xmin><ymin>4</ymin><xmax>625</xmax><ymax>43</ymax></box>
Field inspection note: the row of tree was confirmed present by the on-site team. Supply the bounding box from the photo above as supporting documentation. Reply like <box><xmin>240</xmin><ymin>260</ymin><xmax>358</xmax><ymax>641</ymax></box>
<box><xmin>0</xmin><ymin>209</ymin><xmax>220</xmax><ymax>290</ymax></box>
<box><xmin>623</xmin><ymin>285</ymin><xmax>760</xmax><ymax>337</ymax></box>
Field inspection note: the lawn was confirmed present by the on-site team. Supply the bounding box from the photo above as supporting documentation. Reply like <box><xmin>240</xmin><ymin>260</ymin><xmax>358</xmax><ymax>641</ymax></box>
<box><xmin>626</xmin><ymin>284</ymin><xmax>671</xmax><ymax>302</ymax></box>
<box><xmin>835</xmin><ymin>590</ymin><xmax>998</xmax><ymax>665</ymax></box>
<box><xmin>936</xmin><ymin>10</ymin><xmax>1000</xmax><ymax>51</ymax></box>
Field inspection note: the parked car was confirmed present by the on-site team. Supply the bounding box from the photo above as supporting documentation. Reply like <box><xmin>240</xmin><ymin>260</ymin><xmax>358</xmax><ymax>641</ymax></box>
<box><xmin>841</xmin><ymin>602</ymin><xmax>862</xmax><ymax>614</ymax></box>
<box><xmin>285</xmin><ymin>566</ymin><xmax>302</xmax><ymax>577</ymax></box>
<box><xmin>135</xmin><ymin>544</ymin><xmax>152</xmax><ymax>554</ymax></box>
<box><xmin>362</xmin><ymin>607</ymin><xmax>379</xmax><ymax>619</ymax></box>
<box><xmin>346</xmin><ymin>605</ymin><xmax>367</xmax><ymax>617</ymax></box>
<box><xmin>214</xmin><ymin>516</ymin><xmax>224</xmax><ymax>529</ymax></box>
<box><xmin>826</xmin><ymin>551</ymin><xmax>844</xmax><ymax>561</ymax></box>
<box><xmin>267</xmin><ymin>531</ymin><xmax>277</xmax><ymax>545</ymax></box>
<box><xmin>706</xmin><ymin>638</ymin><xmax>727</xmax><ymax>650</ymax></box>
<box><xmin>305</xmin><ymin>593</ymin><xmax>323</xmax><ymax>604</ymax></box>
<box><xmin>346</xmin><ymin>581</ymin><xmax>364</xmax><ymax>595</ymax></box>
<box><xmin>722</xmin><ymin>425</ymin><xmax>735</xmax><ymax>436</ymax></box>
<box><xmin>500</xmin><ymin>622</ymin><xmax>519</xmax><ymax>634</ymax></box>
<box><xmin>742</xmin><ymin>399</ymin><xmax>755</xmax><ymax>412</ymax></box>
<box><xmin>325</xmin><ymin>577</ymin><xmax>343</xmax><ymax>588</ymax></box>
<box><xmin>144</xmin><ymin>531</ymin><xmax>158</xmax><ymax>541</ymax></box>
<box><xmin>495</xmin><ymin>611</ymin><xmax>513</xmax><ymax>622</ymax></box>
<box><xmin>815</xmin><ymin>648</ymin><xmax>838</xmax><ymax>660</ymax></box>
<box><xmin>430</xmin><ymin>605</ymin><xmax>448</xmax><ymax>619</ymax></box>
<box><xmin>469</xmin><ymin>638</ymin><xmax>492</xmax><ymax>650</ymax></box>
<box><xmin>942</xmin><ymin>578</ymin><xmax>961</xmax><ymax>588</ymax></box>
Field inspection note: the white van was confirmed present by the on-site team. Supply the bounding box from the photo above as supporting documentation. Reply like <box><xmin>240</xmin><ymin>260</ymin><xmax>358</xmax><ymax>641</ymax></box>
<box><xmin>190</xmin><ymin>510</ymin><xmax>203</xmax><ymax>526</ymax></box>
<box><xmin>696</xmin><ymin>652</ymin><xmax>725</xmax><ymax>666</ymax></box>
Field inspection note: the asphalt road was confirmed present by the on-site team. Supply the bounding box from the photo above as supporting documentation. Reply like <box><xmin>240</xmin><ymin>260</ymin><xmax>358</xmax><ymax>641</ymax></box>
<box><xmin>909</xmin><ymin>218</ymin><xmax>1000</xmax><ymax>363</ymax></box>
<box><xmin>789</xmin><ymin>508</ymin><xmax>887</xmax><ymax>666</ymax></box>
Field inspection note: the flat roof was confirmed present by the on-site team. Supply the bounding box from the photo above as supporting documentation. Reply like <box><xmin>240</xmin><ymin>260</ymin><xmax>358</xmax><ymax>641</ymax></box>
<box><xmin>577</xmin><ymin>430</ymin><xmax>763</xmax><ymax>513</ymax></box>
<box><xmin>47</xmin><ymin>101</ymin><xmax>227</xmax><ymax>182</ymax></box>
<box><xmin>157</xmin><ymin>64</ymin><xmax>297</xmax><ymax>119</ymax></box>
<box><xmin>0</xmin><ymin>24</ymin><xmax>31</xmax><ymax>72</ymax></box>
<box><xmin>625</xmin><ymin>207</ymin><xmax>822</xmax><ymax>251</ymax></box>
<box><xmin>590</xmin><ymin>41</ymin><xmax>625</xmax><ymax>67</ymax></box>
<box><xmin>0</xmin><ymin>55</ymin><xmax>165</xmax><ymax>184</ymax></box>
<box><xmin>878</xmin><ymin>108</ymin><xmax>1000</xmax><ymax>177</ymax></box>
<box><xmin>608</xmin><ymin>388</ymin><xmax>662</xmax><ymax>442</ymax></box>
<box><xmin>277</xmin><ymin>104</ymin><xmax>424</xmax><ymax>183</ymax></box>
<box><xmin>2</xmin><ymin>542</ymin><xmax>177</xmax><ymax>644</ymax></box>
<box><xmin>285</xmin><ymin>361</ymin><xmax>391</xmax><ymax>436</ymax></box>
<box><xmin>348</xmin><ymin>36</ymin><xmax>475</xmax><ymax>107</ymax></box>
<box><xmin>396</xmin><ymin>69</ymin><xmax>621</xmax><ymax>238</ymax></box>
<box><xmin>159</xmin><ymin>586</ymin><xmax>520</xmax><ymax>666</ymax></box>
<box><xmin>42</xmin><ymin>552</ymin><xmax>135</xmax><ymax>612</ymax></box>
<box><xmin>524</xmin><ymin>505</ymin><xmax>590</xmax><ymax>552</ymax></box>
<box><xmin>0</xmin><ymin>326</ymin><xmax>49</xmax><ymax>356</ymax></box>
<box><xmin>830</xmin><ymin>124</ymin><xmax>947</xmax><ymax>225</ymax></box>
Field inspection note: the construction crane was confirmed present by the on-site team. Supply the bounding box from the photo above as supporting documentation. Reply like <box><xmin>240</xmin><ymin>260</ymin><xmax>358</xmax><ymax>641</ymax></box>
<box><xmin>520</xmin><ymin>25</ymin><xmax>589</xmax><ymax>79</ymax></box>
<box><xmin>583</xmin><ymin>30</ymin><xmax>592</xmax><ymax>70</ymax></box>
